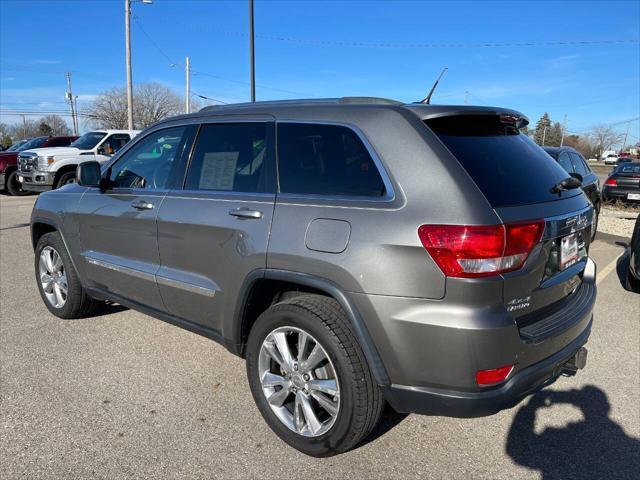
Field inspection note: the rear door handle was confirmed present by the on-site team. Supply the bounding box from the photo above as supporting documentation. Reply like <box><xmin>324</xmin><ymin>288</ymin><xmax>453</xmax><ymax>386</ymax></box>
<box><xmin>131</xmin><ymin>200</ymin><xmax>154</xmax><ymax>210</ymax></box>
<box><xmin>228</xmin><ymin>208</ymin><xmax>263</xmax><ymax>219</ymax></box>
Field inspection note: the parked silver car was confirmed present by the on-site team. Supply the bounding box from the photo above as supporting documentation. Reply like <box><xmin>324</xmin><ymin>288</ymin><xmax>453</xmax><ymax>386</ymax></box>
<box><xmin>30</xmin><ymin>98</ymin><xmax>596</xmax><ymax>456</ymax></box>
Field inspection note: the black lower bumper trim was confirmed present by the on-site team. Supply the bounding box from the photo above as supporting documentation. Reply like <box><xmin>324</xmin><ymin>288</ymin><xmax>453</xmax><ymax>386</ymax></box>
<box><xmin>384</xmin><ymin>318</ymin><xmax>592</xmax><ymax>418</ymax></box>
<box><xmin>22</xmin><ymin>184</ymin><xmax>52</xmax><ymax>192</ymax></box>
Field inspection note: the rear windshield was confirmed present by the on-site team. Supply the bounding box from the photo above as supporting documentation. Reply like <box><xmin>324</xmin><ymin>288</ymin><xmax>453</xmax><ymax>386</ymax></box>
<box><xmin>616</xmin><ymin>163</ymin><xmax>640</xmax><ymax>174</ymax></box>
<box><xmin>425</xmin><ymin>115</ymin><xmax>581</xmax><ymax>207</ymax></box>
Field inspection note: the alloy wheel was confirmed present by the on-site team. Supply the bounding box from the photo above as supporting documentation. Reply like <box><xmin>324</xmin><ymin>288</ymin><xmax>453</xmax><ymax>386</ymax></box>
<box><xmin>39</xmin><ymin>246</ymin><xmax>67</xmax><ymax>308</ymax></box>
<box><xmin>258</xmin><ymin>326</ymin><xmax>340</xmax><ymax>437</ymax></box>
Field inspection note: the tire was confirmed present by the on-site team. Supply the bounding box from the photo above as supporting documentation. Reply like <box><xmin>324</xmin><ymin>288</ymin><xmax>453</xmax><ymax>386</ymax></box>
<box><xmin>625</xmin><ymin>270</ymin><xmax>640</xmax><ymax>293</ymax></box>
<box><xmin>54</xmin><ymin>171</ymin><xmax>76</xmax><ymax>189</ymax></box>
<box><xmin>590</xmin><ymin>203</ymin><xmax>599</xmax><ymax>242</ymax></box>
<box><xmin>35</xmin><ymin>231</ymin><xmax>101</xmax><ymax>319</ymax></box>
<box><xmin>6</xmin><ymin>170</ymin><xmax>30</xmax><ymax>196</ymax></box>
<box><xmin>246</xmin><ymin>294</ymin><xmax>383</xmax><ymax>457</ymax></box>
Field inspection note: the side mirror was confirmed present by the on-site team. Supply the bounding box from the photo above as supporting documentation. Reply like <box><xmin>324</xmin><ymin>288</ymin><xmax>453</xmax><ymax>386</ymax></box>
<box><xmin>569</xmin><ymin>172</ymin><xmax>583</xmax><ymax>183</ymax></box>
<box><xmin>76</xmin><ymin>161</ymin><xmax>101</xmax><ymax>187</ymax></box>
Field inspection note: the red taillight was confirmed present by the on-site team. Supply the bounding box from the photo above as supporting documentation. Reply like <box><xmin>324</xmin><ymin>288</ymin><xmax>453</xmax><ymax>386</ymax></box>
<box><xmin>476</xmin><ymin>365</ymin><xmax>513</xmax><ymax>386</ymax></box>
<box><xmin>418</xmin><ymin>221</ymin><xmax>544</xmax><ymax>278</ymax></box>
<box><xmin>605</xmin><ymin>178</ymin><xmax>617</xmax><ymax>186</ymax></box>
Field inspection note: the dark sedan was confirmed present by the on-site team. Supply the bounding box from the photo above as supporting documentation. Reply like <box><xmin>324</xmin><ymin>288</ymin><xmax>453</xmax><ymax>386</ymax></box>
<box><xmin>602</xmin><ymin>162</ymin><xmax>640</xmax><ymax>204</ymax></box>
<box><xmin>543</xmin><ymin>146</ymin><xmax>601</xmax><ymax>240</ymax></box>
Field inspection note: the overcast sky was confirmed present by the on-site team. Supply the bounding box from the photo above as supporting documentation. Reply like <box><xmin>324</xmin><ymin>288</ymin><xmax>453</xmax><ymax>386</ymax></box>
<box><xmin>1</xmin><ymin>0</ymin><xmax>638</xmax><ymax>139</ymax></box>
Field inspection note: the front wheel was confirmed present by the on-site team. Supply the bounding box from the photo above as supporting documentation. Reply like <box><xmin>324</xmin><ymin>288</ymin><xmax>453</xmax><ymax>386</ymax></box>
<box><xmin>54</xmin><ymin>171</ymin><xmax>76</xmax><ymax>189</ymax></box>
<box><xmin>5</xmin><ymin>170</ymin><xmax>30</xmax><ymax>196</ymax></box>
<box><xmin>246</xmin><ymin>294</ymin><xmax>383</xmax><ymax>457</ymax></box>
<box><xmin>35</xmin><ymin>232</ymin><xmax>101</xmax><ymax>318</ymax></box>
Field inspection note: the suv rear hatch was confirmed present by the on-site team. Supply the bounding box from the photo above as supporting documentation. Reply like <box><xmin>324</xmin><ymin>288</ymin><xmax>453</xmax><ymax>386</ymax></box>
<box><xmin>423</xmin><ymin>113</ymin><xmax>594</xmax><ymax>342</ymax></box>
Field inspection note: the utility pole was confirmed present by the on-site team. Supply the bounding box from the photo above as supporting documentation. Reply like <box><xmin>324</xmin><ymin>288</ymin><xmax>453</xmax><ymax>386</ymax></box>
<box><xmin>73</xmin><ymin>96</ymin><xmax>79</xmax><ymax>134</ymax></box>
<box><xmin>125</xmin><ymin>0</ymin><xmax>134</xmax><ymax>130</ymax></box>
<box><xmin>185</xmin><ymin>56</ymin><xmax>191</xmax><ymax>114</ymax></box>
<box><xmin>560</xmin><ymin>113</ymin><xmax>567</xmax><ymax>147</ymax></box>
<box><xmin>621</xmin><ymin>121</ymin><xmax>631</xmax><ymax>153</ymax></box>
<box><xmin>21</xmin><ymin>115</ymin><xmax>27</xmax><ymax>140</ymax></box>
<box><xmin>464</xmin><ymin>91</ymin><xmax>469</xmax><ymax>105</ymax></box>
<box><xmin>542</xmin><ymin>126</ymin><xmax>547</xmax><ymax>146</ymax></box>
<box><xmin>249</xmin><ymin>0</ymin><xmax>255</xmax><ymax>102</ymax></box>
<box><xmin>124</xmin><ymin>0</ymin><xmax>153</xmax><ymax>130</ymax></box>
<box><xmin>65</xmin><ymin>72</ymin><xmax>78</xmax><ymax>136</ymax></box>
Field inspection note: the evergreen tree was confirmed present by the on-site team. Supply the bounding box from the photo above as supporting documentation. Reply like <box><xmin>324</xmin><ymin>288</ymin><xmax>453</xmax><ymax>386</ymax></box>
<box><xmin>546</xmin><ymin>122</ymin><xmax>564</xmax><ymax>147</ymax></box>
<box><xmin>533</xmin><ymin>113</ymin><xmax>552</xmax><ymax>145</ymax></box>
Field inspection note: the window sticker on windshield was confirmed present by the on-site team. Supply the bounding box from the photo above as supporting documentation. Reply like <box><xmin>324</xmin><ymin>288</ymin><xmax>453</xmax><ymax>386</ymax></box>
<box><xmin>199</xmin><ymin>151</ymin><xmax>239</xmax><ymax>190</ymax></box>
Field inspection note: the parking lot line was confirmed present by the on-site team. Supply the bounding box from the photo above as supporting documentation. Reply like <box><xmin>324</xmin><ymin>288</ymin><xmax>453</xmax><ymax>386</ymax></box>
<box><xmin>596</xmin><ymin>251</ymin><xmax>625</xmax><ymax>286</ymax></box>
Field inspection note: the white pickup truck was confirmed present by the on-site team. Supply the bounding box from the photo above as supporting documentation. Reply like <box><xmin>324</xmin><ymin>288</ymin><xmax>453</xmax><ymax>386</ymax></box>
<box><xmin>18</xmin><ymin>129</ymin><xmax>139</xmax><ymax>192</ymax></box>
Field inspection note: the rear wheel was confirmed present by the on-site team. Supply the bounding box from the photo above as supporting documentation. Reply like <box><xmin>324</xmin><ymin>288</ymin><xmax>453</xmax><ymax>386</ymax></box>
<box><xmin>5</xmin><ymin>170</ymin><xmax>30</xmax><ymax>196</ymax></box>
<box><xmin>35</xmin><ymin>232</ymin><xmax>101</xmax><ymax>318</ymax></box>
<box><xmin>246</xmin><ymin>294</ymin><xmax>383</xmax><ymax>456</ymax></box>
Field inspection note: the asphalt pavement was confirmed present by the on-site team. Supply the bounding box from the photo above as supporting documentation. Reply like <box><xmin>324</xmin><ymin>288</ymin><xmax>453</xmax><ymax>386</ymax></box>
<box><xmin>1</xmin><ymin>194</ymin><xmax>638</xmax><ymax>479</ymax></box>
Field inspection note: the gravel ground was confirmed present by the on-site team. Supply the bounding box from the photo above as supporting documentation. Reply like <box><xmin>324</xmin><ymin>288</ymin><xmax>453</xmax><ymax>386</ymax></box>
<box><xmin>599</xmin><ymin>205</ymin><xmax>639</xmax><ymax>238</ymax></box>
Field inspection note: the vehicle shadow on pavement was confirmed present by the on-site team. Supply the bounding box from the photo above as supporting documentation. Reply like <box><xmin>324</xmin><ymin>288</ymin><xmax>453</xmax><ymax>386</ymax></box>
<box><xmin>506</xmin><ymin>385</ymin><xmax>639</xmax><ymax>480</ymax></box>
<box><xmin>357</xmin><ymin>404</ymin><xmax>408</xmax><ymax>448</ymax></box>
<box><xmin>83</xmin><ymin>302</ymin><xmax>129</xmax><ymax>318</ymax></box>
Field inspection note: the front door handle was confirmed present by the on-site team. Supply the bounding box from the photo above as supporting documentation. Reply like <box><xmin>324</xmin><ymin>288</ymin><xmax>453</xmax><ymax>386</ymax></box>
<box><xmin>131</xmin><ymin>200</ymin><xmax>154</xmax><ymax>210</ymax></box>
<box><xmin>229</xmin><ymin>208</ymin><xmax>263</xmax><ymax>219</ymax></box>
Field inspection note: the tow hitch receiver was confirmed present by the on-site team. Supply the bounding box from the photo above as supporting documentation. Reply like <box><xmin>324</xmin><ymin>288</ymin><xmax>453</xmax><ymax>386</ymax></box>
<box><xmin>561</xmin><ymin>347</ymin><xmax>588</xmax><ymax>376</ymax></box>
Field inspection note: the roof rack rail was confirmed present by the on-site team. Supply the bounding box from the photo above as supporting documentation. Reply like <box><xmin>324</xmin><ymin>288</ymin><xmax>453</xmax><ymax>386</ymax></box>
<box><xmin>199</xmin><ymin>96</ymin><xmax>402</xmax><ymax>112</ymax></box>
<box><xmin>337</xmin><ymin>97</ymin><xmax>402</xmax><ymax>105</ymax></box>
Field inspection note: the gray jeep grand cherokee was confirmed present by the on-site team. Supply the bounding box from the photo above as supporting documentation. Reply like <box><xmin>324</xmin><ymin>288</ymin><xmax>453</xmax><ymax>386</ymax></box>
<box><xmin>30</xmin><ymin>97</ymin><xmax>596</xmax><ymax>457</ymax></box>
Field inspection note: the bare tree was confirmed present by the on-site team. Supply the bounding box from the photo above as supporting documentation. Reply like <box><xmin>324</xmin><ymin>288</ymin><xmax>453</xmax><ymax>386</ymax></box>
<box><xmin>9</xmin><ymin>119</ymin><xmax>41</xmax><ymax>140</ymax></box>
<box><xmin>40</xmin><ymin>115</ymin><xmax>72</xmax><ymax>136</ymax></box>
<box><xmin>85</xmin><ymin>83</ymin><xmax>184</xmax><ymax>130</ymax></box>
<box><xmin>589</xmin><ymin>125</ymin><xmax>624</xmax><ymax>157</ymax></box>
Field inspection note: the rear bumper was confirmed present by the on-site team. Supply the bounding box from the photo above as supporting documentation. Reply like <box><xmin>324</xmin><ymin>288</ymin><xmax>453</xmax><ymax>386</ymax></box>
<box><xmin>17</xmin><ymin>170</ymin><xmax>54</xmax><ymax>192</ymax></box>
<box><xmin>384</xmin><ymin>321</ymin><xmax>591</xmax><ymax>417</ymax></box>
<box><xmin>602</xmin><ymin>186</ymin><xmax>640</xmax><ymax>202</ymax></box>
<box><xmin>351</xmin><ymin>256</ymin><xmax>597</xmax><ymax>418</ymax></box>
<box><xmin>0</xmin><ymin>172</ymin><xmax>5</xmax><ymax>190</ymax></box>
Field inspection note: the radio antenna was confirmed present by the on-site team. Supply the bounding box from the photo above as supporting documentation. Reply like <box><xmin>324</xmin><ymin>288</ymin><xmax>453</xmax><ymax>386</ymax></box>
<box><xmin>420</xmin><ymin>67</ymin><xmax>448</xmax><ymax>104</ymax></box>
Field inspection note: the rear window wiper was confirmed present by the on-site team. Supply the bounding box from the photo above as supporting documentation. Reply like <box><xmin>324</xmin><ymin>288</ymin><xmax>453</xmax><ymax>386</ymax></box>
<box><xmin>551</xmin><ymin>176</ymin><xmax>582</xmax><ymax>193</ymax></box>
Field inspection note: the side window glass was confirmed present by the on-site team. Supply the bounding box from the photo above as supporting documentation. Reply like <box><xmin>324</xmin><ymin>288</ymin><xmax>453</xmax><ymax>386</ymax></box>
<box><xmin>108</xmin><ymin>127</ymin><xmax>187</xmax><ymax>190</ymax></box>
<box><xmin>101</xmin><ymin>134</ymin><xmax>131</xmax><ymax>155</ymax></box>
<box><xmin>571</xmin><ymin>153</ymin><xmax>589</xmax><ymax>176</ymax></box>
<box><xmin>185</xmin><ymin>123</ymin><xmax>268</xmax><ymax>193</ymax></box>
<box><xmin>277</xmin><ymin>123</ymin><xmax>386</xmax><ymax>197</ymax></box>
<box><xmin>557</xmin><ymin>152</ymin><xmax>575</xmax><ymax>173</ymax></box>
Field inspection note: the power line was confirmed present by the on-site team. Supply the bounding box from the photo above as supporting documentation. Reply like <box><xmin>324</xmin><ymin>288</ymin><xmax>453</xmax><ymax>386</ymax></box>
<box><xmin>0</xmin><ymin>109</ymin><xmax>97</xmax><ymax>118</ymax></box>
<box><xmin>190</xmin><ymin>69</ymin><xmax>318</xmax><ymax>97</ymax></box>
<box><xmin>205</xmin><ymin>27</ymin><xmax>640</xmax><ymax>49</ymax></box>
<box><xmin>190</xmin><ymin>91</ymin><xmax>228</xmax><ymax>104</ymax></box>
<box><xmin>131</xmin><ymin>16</ymin><xmax>321</xmax><ymax>98</ymax></box>
<box><xmin>132</xmin><ymin>15</ymin><xmax>178</xmax><ymax>67</ymax></box>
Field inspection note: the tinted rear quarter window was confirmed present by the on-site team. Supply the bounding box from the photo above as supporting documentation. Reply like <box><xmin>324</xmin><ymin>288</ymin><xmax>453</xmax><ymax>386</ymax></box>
<box><xmin>277</xmin><ymin>123</ymin><xmax>386</xmax><ymax>197</ymax></box>
<box><xmin>425</xmin><ymin>115</ymin><xmax>579</xmax><ymax>207</ymax></box>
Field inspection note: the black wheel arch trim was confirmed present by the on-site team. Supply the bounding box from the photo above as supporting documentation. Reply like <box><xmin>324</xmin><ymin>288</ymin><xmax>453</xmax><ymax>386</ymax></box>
<box><xmin>231</xmin><ymin>268</ymin><xmax>391</xmax><ymax>387</ymax></box>
<box><xmin>30</xmin><ymin>216</ymin><xmax>59</xmax><ymax>249</ymax></box>
<box><xmin>30</xmin><ymin>216</ymin><xmax>83</xmax><ymax>284</ymax></box>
